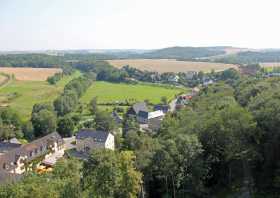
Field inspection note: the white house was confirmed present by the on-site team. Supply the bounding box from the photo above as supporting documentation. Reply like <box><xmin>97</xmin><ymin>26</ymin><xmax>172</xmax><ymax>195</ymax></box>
<box><xmin>137</xmin><ymin>110</ymin><xmax>164</xmax><ymax>124</ymax></box>
<box><xmin>76</xmin><ymin>129</ymin><xmax>115</xmax><ymax>153</ymax></box>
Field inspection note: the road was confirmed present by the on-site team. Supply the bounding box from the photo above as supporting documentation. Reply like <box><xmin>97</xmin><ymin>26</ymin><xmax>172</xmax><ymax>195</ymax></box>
<box><xmin>169</xmin><ymin>97</ymin><xmax>178</xmax><ymax>112</ymax></box>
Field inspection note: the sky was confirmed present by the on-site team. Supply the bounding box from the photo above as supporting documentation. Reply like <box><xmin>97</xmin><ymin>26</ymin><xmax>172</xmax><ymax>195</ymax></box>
<box><xmin>1</xmin><ymin>0</ymin><xmax>280</xmax><ymax>51</ymax></box>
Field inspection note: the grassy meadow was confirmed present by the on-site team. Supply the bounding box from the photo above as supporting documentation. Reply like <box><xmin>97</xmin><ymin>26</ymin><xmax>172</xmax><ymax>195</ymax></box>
<box><xmin>0</xmin><ymin>71</ymin><xmax>81</xmax><ymax>121</ymax></box>
<box><xmin>81</xmin><ymin>81</ymin><xmax>186</xmax><ymax>105</ymax></box>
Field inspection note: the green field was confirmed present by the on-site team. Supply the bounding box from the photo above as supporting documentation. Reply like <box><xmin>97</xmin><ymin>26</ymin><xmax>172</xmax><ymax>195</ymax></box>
<box><xmin>0</xmin><ymin>71</ymin><xmax>81</xmax><ymax>121</ymax></box>
<box><xmin>81</xmin><ymin>81</ymin><xmax>185</xmax><ymax>105</ymax></box>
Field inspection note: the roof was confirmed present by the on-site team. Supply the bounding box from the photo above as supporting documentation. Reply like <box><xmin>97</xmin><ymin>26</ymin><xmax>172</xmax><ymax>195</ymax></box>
<box><xmin>0</xmin><ymin>142</ymin><xmax>21</xmax><ymax>154</ymax></box>
<box><xmin>112</xmin><ymin>111</ymin><xmax>123</xmax><ymax>124</ymax></box>
<box><xmin>154</xmin><ymin>105</ymin><xmax>169</xmax><ymax>113</ymax></box>
<box><xmin>138</xmin><ymin>110</ymin><xmax>164</xmax><ymax>120</ymax></box>
<box><xmin>8</xmin><ymin>138</ymin><xmax>21</xmax><ymax>145</ymax></box>
<box><xmin>132</xmin><ymin>102</ymin><xmax>148</xmax><ymax>114</ymax></box>
<box><xmin>76</xmin><ymin>129</ymin><xmax>110</xmax><ymax>142</ymax></box>
<box><xmin>148</xmin><ymin>110</ymin><xmax>164</xmax><ymax>119</ymax></box>
<box><xmin>0</xmin><ymin>132</ymin><xmax>63</xmax><ymax>168</ymax></box>
<box><xmin>138</xmin><ymin>111</ymin><xmax>149</xmax><ymax>119</ymax></box>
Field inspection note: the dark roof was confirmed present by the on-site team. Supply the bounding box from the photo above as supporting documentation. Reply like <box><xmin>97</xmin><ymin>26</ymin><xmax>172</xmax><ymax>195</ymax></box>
<box><xmin>132</xmin><ymin>102</ymin><xmax>148</xmax><ymax>114</ymax></box>
<box><xmin>0</xmin><ymin>142</ymin><xmax>21</xmax><ymax>154</ymax></box>
<box><xmin>112</xmin><ymin>111</ymin><xmax>123</xmax><ymax>124</ymax></box>
<box><xmin>0</xmin><ymin>132</ymin><xmax>63</xmax><ymax>168</ymax></box>
<box><xmin>138</xmin><ymin>110</ymin><xmax>149</xmax><ymax>119</ymax></box>
<box><xmin>22</xmin><ymin>132</ymin><xmax>63</xmax><ymax>152</ymax></box>
<box><xmin>154</xmin><ymin>105</ymin><xmax>169</xmax><ymax>113</ymax></box>
<box><xmin>76</xmin><ymin>129</ymin><xmax>110</xmax><ymax>142</ymax></box>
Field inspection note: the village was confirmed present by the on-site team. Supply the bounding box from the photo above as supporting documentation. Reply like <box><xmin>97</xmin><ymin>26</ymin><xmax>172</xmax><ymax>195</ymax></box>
<box><xmin>0</xmin><ymin>85</ymin><xmax>202</xmax><ymax>184</ymax></box>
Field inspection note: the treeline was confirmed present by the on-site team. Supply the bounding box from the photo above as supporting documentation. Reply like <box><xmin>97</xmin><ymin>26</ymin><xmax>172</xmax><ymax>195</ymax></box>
<box><xmin>0</xmin><ymin>74</ymin><xmax>94</xmax><ymax>141</ymax></box>
<box><xmin>0</xmin><ymin>54</ymin><xmax>64</xmax><ymax>68</ymax></box>
<box><xmin>54</xmin><ymin>76</ymin><xmax>93</xmax><ymax>116</ymax></box>
<box><xmin>118</xmin><ymin>76</ymin><xmax>280</xmax><ymax>197</ymax></box>
<box><xmin>215</xmin><ymin>51</ymin><xmax>280</xmax><ymax>64</ymax></box>
<box><xmin>47</xmin><ymin>73</ymin><xmax>63</xmax><ymax>84</ymax></box>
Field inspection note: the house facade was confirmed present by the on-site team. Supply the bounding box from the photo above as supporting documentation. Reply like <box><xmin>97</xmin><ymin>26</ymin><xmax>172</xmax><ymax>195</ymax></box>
<box><xmin>0</xmin><ymin>132</ymin><xmax>64</xmax><ymax>178</ymax></box>
<box><xmin>76</xmin><ymin>129</ymin><xmax>115</xmax><ymax>153</ymax></box>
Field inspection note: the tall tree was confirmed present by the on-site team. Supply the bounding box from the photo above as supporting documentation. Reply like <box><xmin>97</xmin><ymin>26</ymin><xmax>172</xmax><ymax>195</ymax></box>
<box><xmin>31</xmin><ymin>109</ymin><xmax>57</xmax><ymax>137</ymax></box>
<box><xmin>82</xmin><ymin>149</ymin><xmax>142</xmax><ymax>198</ymax></box>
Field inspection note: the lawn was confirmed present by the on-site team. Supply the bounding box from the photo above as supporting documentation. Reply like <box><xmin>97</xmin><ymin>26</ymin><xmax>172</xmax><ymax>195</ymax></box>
<box><xmin>81</xmin><ymin>81</ymin><xmax>186</xmax><ymax>105</ymax></box>
<box><xmin>0</xmin><ymin>71</ymin><xmax>81</xmax><ymax>121</ymax></box>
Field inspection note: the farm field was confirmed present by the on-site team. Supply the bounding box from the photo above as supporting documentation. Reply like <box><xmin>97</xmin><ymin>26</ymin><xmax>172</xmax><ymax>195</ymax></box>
<box><xmin>0</xmin><ymin>67</ymin><xmax>62</xmax><ymax>81</ymax></box>
<box><xmin>81</xmin><ymin>81</ymin><xmax>186</xmax><ymax>105</ymax></box>
<box><xmin>108</xmin><ymin>59</ymin><xmax>238</xmax><ymax>73</ymax></box>
<box><xmin>0</xmin><ymin>71</ymin><xmax>81</xmax><ymax>121</ymax></box>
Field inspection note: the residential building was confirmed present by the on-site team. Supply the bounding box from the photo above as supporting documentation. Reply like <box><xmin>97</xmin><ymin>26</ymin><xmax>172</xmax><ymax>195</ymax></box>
<box><xmin>127</xmin><ymin>102</ymin><xmax>148</xmax><ymax>117</ymax></box>
<box><xmin>185</xmin><ymin>71</ymin><xmax>197</xmax><ymax>80</ymax></box>
<box><xmin>0</xmin><ymin>132</ymin><xmax>64</xmax><ymax>181</ymax></box>
<box><xmin>137</xmin><ymin>110</ymin><xmax>164</xmax><ymax>124</ymax></box>
<box><xmin>148</xmin><ymin>117</ymin><xmax>163</xmax><ymax>131</ymax></box>
<box><xmin>0</xmin><ymin>142</ymin><xmax>21</xmax><ymax>155</ymax></box>
<box><xmin>112</xmin><ymin>111</ymin><xmax>123</xmax><ymax>124</ymax></box>
<box><xmin>76</xmin><ymin>129</ymin><xmax>115</xmax><ymax>153</ymax></box>
<box><xmin>154</xmin><ymin>104</ymin><xmax>169</xmax><ymax>113</ymax></box>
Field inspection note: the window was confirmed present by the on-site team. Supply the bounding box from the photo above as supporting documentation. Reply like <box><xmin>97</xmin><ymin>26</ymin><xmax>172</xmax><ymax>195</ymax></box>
<box><xmin>40</xmin><ymin>146</ymin><xmax>43</xmax><ymax>152</ymax></box>
<box><xmin>3</xmin><ymin>163</ymin><xmax>8</xmax><ymax>170</ymax></box>
<box><xmin>29</xmin><ymin>151</ymin><xmax>33</xmax><ymax>157</ymax></box>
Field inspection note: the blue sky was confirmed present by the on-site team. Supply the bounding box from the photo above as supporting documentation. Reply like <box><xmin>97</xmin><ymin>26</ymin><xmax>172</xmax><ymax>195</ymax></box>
<box><xmin>1</xmin><ymin>0</ymin><xmax>280</xmax><ymax>51</ymax></box>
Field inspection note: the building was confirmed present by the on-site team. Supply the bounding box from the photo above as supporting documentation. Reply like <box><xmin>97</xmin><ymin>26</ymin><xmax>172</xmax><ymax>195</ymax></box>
<box><xmin>137</xmin><ymin>110</ymin><xmax>164</xmax><ymax>124</ymax></box>
<box><xmin>76</xmin><ymin>129</ymin><xmax>115</xmax><ymax>153</ymax></box>
<box><xmin>148</xmin><ymin>117</ymin><xmax>163</xmax><ymax>131</ymax></box>
<box><xmin>0</xmin><ymin>132</ymin><xmax>64</xmax><ymax>180</ymax></box>
<box><xmin>127</xmin><ymin>102</ymin><xmax>148</xmax><ymax>117</ymax></box>
<box><xmin>112</xmin><ymin>111</ymin><xmax>123</xmax><ymax>124</ymax></box>
<box><xmin>185</xmin><ymin>71</ymin><xmax>197</xmax><ymax>80</ymax></box>
<box><xmin>0</xmin><ymin>142</ymin><xmax>21</xmax><ymax>155</ymax></box>
<box><xmin>154</xmin><ymin>104</ymin><xmax>169</xmax><ymax>113</ymax></box>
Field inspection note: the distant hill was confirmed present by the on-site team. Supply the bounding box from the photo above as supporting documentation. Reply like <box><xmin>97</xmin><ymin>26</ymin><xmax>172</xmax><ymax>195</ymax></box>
<box><xmin>215</xmin><ymin>51</ymin><xmax>280</xmax><ymax>64</ymax></box>
<box><xmin>141</xmin><ymin>46</ymin><xmax>226</xmax><ymax>59</ymax></box>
